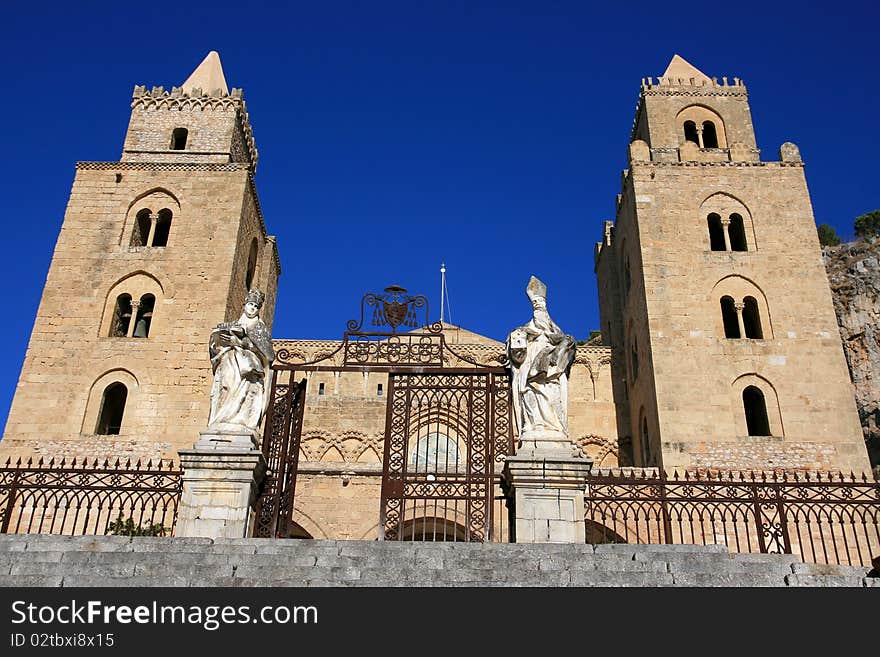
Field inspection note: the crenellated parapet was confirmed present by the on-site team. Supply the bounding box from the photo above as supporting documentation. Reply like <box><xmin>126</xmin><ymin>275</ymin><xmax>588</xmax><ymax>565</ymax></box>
<box><xmin>640</xmin><ymin>75</ymin><xmax>748</xmax><ymax>96</ymax></box>
<box><xmin>125</xmin><ymin>84</ymin><xmax>259</xmax><ymax>171</ymax></box>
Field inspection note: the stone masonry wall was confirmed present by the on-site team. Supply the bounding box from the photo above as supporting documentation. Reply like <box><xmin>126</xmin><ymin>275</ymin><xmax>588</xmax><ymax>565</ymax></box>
<box><xmin>0</xmin><ymin>164</ymin><xmax>272</xmax><ymax>463</ymax></box>
<box><xmin>625</xmin><ymin>161</ymin><xmax>868</xmax><ymax>473</ymax></box>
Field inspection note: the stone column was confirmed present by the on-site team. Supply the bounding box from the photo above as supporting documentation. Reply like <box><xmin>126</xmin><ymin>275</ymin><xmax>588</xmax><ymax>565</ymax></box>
<box><xmin>720</xmin><ymin>218</ymin><xmax>732</xmax><ymax>252</ymax></box>
<box><xmin>502</xmin><ymin>450</ymin><xmax>593</xmax><ymax>544</ymax></box>
<box><xmin>126</xmin><ymin>300</ymin><xmax>141</xmax><ymax>338</ymax></box>
<box><xmin>146</xmin><ymin>212</ymin><xmax>159</xmax><ymax>248</ymax></box>
<box><xmin>176</xmin><ymin>428</ymin><xmax>266</xmax><ymax>539</ymax></box>
<box><xmin>734</xmin><ymin>301</ymin><xmax>747</xmax><ymax>339</ymax></box>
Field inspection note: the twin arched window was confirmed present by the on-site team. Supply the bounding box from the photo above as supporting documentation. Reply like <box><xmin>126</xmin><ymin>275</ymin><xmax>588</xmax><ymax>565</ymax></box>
<box><xmin>683</xmin><ymin>119</ymin><xmax>720</xmax><ymax>148</ymax></box>
<box><xmin>720</xmin><ymin>295</ymin><xmax>763</xmax><ymax>339</ymax></box>
<box><xmin>130</xmin><ymin>208</ymin><xmax>173</xmax><ymax>247</ymax></box>
<box><xmin>103</xmin><ymin>273</ymin><xmax>162</xmax><ymax>339</ymax></box>
<box><xmin>707</xmin><ymin>212</ymin><xmax>747</xmax><ymax>251</ymax></box>
<box><xmin>110</xmin><ymin>293</ymin><xmax>155</xmax><ymax>338</ymax></box>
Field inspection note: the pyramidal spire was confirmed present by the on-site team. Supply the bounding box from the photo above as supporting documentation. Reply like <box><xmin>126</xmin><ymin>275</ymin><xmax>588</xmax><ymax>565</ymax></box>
<box><xmin>181</xmin><ymin>51</ymin><xmax>229</xmax><ymax>95</ymax></box>
<box><xmin>662</xmin><ymin>54</ymin><xmax>711</xmax><ymax>83</ymax></box>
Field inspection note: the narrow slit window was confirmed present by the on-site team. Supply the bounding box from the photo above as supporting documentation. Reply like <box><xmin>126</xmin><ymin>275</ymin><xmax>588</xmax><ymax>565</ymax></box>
<box><xmin>640</xmin><ymin>416</ymin><xmax>651</xmax><ymax>466</ymax></box>
<box><xmin>377</xmin><ymin>383</ymin><xmax>383</xmax><ymax>396</ymax></box>
<box><xmin>319</xmin><ymin>382</ymin><xmax>325</xmax><ymax>396</ymax></box>
<box><xmin>95</xmin><ymin>382</ymin><xmax>128</xmax><ymax>435</ymax></box>
<box><xmin>630</xmin><ymin>340</ymin><xmax>639</xmax><ymax>382</ymax></box>
<box><xmin>170</xmin><ymin>128</ymin><xmax>188</xmax><ymax>150</ymax></box>
<box><xmin>245</xmin><ymin>238</ymin><xmax>259</xmax><ymax>291</ymax></box>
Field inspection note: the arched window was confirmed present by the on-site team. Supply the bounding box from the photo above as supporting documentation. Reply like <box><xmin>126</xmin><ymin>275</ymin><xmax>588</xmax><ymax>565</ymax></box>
<box><xmin>397</xmin><ymin>517</ymin><xmax>467</xmax><ymax>542</ymax></box>
<box><xmin>728</xmin><ymin>213</ymin><xmax>747</xmax><ymax>251</ymax></box>
<box><xmin>245</xmin><ymin>238</ymin><xmax>259</xmax><ymax>291</ymax></box>
<box><xmin>702</xmin><ymin>121</ymin><xmax>719</xmax><ymax>148</ymax></box>
<box><xmin>101</xmin><ymin>273</ymin><xmax>163</xmax><ymax>339</ymax></box>
<box><xmin>678</xmin><ymin>107</ymin><xmax>728</xmax><ymax>148</ymax></box>
<box><xmin>111</xmin><ymin>294</ymin><xmax>133</xmax><ymax>337</ymax></box>
<box><xmin>133</xmin><ymin>294</ymin><xmax>155</xmax><ymax>338</ymax></box>
<box><xmin>743</xmin><ymin>386</ymin><xmax>771</xmax><ymax>436</ymax></box>
<box><xmin>721</xmin><ymin>296</ymin><xmax>740</xmax><ymax>338</ymax></box>
<box><xmin>409</xmin><ymin>433</ymin><xmax>461</xmax><ymax>474</ymax></box>
<box><xmin>124</xmin><ymin>189</ymin><xmax>180</xmax><ymax>248</ymax></box>
<box><xmin>623</xmin><ymin>255</ymin><xmax>631</xmax><ymax>298</ymax></box>
<box><xmin>170</xmin><ymin>128</ymin><xmax>188</xmax><ymax>150</ymax></box>
<box><xmin>95</xmin><ymin>382</ymin><xmax>128</xmax><ymax>435</ymax></box>
<box><xmin>151</xmin><ymin>209</ymin><xmax>172</xmax><ymax>247</ymax></box>
<box><xmin>683</xmin><ymin>120</ymin><xmax>699</xmax><ymax>145</ymax></box>
<box><xmin>130</xmin><ymin>209</ymin><xmax>151</xmax><ymax>247</ymax></box>
<box><xmin>707</xmin><ymin>213</ymin><xmax>726</xmax><ymax>251</ymax></box>
<box><xmin>700</xmin><ymin>193</ymin><xmax>756</xmax><ymax>254</ymax></box>
<box><xmin>742</xmin><ymin>296</ymin><xmax>763</xmax><ymax>339</ymax></box>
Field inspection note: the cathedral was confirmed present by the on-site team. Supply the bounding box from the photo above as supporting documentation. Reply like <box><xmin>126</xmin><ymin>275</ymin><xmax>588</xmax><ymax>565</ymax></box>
<box><xmin>0</xmin><ymin>52</ymin><xmax>871</xmax><ymax>542</ymax></box>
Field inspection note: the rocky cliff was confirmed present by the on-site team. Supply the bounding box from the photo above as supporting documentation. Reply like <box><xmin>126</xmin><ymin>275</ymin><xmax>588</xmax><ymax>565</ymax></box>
<box><xmin>824</xmin><ymin>239</ymin><xmax>880</xmax><ymax>474</ymax></box>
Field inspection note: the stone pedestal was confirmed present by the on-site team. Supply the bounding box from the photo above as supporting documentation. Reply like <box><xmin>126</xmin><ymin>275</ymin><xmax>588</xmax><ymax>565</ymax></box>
<box><xmin>175</xmin><ymin>428</ymin><xmax>267</xmax><ymax>539</ymax></box>
<box><xmin>516</xmin><ymin>428</ymin><xmax>581</xmax><ymax>458</ymax></box>
<box><xmin>502</xmin><ymin>452</ymin><xmax>593</xmax><ymax>544</ymax></box>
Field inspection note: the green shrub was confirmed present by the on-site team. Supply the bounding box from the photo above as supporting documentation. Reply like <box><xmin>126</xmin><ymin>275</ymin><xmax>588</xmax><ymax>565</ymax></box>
<box><xmin>107</xmin><ymin>513</ymin><xmax>167</xmax><ymax>537</ymax></box>
<box><xmin>854</xmin><ymin>210</ymin><xmax>880</xmax><ymax>238</ymax></box>
<box><xmin>817</xmin><ymin>223</ymin><xmax>841</xmax><ymax>246</ymax></box>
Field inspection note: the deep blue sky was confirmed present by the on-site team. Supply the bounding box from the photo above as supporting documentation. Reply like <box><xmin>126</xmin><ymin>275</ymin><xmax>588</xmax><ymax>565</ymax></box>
<box><xmin>1</xmin><ymin>1</ymin><xmax>878</xmax><ymax>431</ymax></box>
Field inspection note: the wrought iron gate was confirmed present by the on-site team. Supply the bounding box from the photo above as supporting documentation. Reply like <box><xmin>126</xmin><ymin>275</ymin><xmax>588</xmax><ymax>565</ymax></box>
<box><xmin>254</xmin><ymin>285</ymin><xmax>515</xmax><ymax>541</ymax></box>
<box><xmin>380</xmin><ymin>370</ymin><xmax>514</xmax><ymax>542</ymax></box>
<box><xmin>252</xmin><ymin>374</ymin><xmax>307</xmax><ymax>538</ymax></box>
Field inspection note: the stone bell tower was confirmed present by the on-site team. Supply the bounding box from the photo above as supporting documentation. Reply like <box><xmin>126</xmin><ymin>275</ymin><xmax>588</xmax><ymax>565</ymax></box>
<box><xmin>1</xmin><ymin>52</ymin><xmax>280</xmax><ymax>462</ymax></box>
<box><xmin>595</xmin><ymin>55</ymin><xmax>869</xmax><ymax>474</ymax></box>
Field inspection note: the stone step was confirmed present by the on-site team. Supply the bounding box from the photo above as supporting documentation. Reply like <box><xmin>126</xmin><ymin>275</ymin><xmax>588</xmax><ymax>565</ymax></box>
<box><xmin>0</xmin><ymin>535</ymin><xmax>873</xmax><ymax>587</ymax></box>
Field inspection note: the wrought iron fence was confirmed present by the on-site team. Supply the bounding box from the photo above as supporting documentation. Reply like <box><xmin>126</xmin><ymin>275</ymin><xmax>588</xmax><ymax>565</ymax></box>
<box><xmin>0</xmin><ymin>457</ymin><xmax>182</xmax><ymax>536</ymax></box>
<box><xmin>584</xmin><ymin>469</ymin><xmax>880</xmax><ymax>567</ymax></box>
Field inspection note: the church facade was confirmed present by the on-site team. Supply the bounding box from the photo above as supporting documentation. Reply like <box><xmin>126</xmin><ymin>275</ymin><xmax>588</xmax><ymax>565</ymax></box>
<box><xmin>0</xmin><ymin>53</ymin><xmax>871</xmax><ymax>540</ymax></box>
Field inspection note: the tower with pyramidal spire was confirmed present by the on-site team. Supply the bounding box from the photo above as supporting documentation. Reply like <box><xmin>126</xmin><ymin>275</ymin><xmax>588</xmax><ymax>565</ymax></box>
<box><xmin>594</xmin><ymin>55</ymin><xmax>869</xmax><ymax>473</ymax></box>
<box><xmin>2</xmin><ymin>52</ymin><xmax>280</xmax><ymax>461</ymax></box>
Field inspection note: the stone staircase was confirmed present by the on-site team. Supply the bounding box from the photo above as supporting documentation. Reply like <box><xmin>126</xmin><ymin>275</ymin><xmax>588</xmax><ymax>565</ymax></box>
<box><xmin>0</xmin><ymin>535</ymin><xmax>875</xmax><ymax>587</ymax></box>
